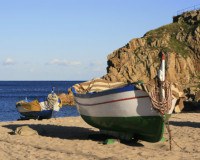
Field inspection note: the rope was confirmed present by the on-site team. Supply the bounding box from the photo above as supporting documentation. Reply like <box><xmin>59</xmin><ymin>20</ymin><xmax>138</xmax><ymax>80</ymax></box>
<box><xmin>147</xmin><ymin>79</ymin><xmax>172</xmax><ymax>115</ymax></box>
<box><xmin>143</xmin><ymin>78</ymin><xmax>176</xmax><ymax>150</ymax></box>
<box><xmin>85</xmin><ymin>78</ymin><xmax>96</xmax><ymax>92</ymax></box>
<box><xmin>75</xmin><ymin>78</ymin><xmax>125</xmax><ymax>94</ymax></box>
<box><xmin>165</xmin><ymin>121</ymin><xmax>187</xmax><ymax>151</ymax></box>
<box><xmin>77</xmin><ymin>78</ymin><xmax>96</xmax><ymax>93</ymax></box>
<box><xmin>144</xmin><ymin>77</ymin><xmax>187</xmax><ymax>151</ymax></box>
<box><xmin>165</xmin><ymin>121</ymin><xmax>172</xmax><ymax>150</ymax></box>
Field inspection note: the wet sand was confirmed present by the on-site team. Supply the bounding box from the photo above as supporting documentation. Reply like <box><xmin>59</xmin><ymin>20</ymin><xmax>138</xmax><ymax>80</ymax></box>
<box><xmin>0</xmin><ymin>112</ymin><xmax>200</xmax><ymax>160</ymax></box>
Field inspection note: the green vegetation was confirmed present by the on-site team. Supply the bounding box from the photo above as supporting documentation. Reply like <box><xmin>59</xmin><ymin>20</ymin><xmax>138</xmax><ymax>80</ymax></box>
<box><xmin>168</xmin><ymin>37</ymin><xmax>190</xmax><ymax>58</ymax></box>
<box><xmin>146</xmin><ymin>37</ymin><xmax>153</xmax><ymax>45</ymax></box>
<box><xmin>145</xmin><ymin>23</ymin><xmax>180</xmax><ymax>39</ymax></box>
<box><xmin>145</xmin><ymin>22</ymin><xmax>193</xmax><ymax>58</ymax></box>
<box><xmin>161</xmin><ymin>47</ymin><xmax>171</xmax><ymax>53</ymax></box>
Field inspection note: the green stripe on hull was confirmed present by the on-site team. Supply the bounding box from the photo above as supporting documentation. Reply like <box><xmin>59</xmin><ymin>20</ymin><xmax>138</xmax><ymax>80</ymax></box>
<box><xmin>81</xmin><ymin>115</ymin><xmax>164</xmax><ymax>142</ymax></box>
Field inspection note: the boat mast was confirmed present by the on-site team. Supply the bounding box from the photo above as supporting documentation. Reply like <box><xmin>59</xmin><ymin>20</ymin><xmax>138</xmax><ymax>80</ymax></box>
<box><xmin>158</xmin><ymin>52</ymin><xmax>166</xmax><ymax>102</ymax></box>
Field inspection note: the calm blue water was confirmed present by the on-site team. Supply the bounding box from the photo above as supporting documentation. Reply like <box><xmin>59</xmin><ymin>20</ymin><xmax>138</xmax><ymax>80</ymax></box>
<box><xmin>0</xmin><ymin>81</ymin><xmax>83</xmax><ymax>121</ymax></box>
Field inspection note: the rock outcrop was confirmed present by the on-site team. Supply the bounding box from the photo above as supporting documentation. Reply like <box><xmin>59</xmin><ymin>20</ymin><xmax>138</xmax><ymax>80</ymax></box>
<box><xmin>103</xmin><ymin>10</ymin><xmax>200</xmax><ymax>96</ymax></box>
<box><xmin>58</xmin><ymin>89</ymin><xmax>75</xmax><ymax>106</ymax></box>
<box><xmin>63</xmin><ymin>10</ymin><xmax>200</xmax><ymax>108</ymax></box>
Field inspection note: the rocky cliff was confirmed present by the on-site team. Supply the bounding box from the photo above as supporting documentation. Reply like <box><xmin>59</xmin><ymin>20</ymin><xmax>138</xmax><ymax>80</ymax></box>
<box><xmin>103</xmin><ymin>10</ymin><xmax>200</xmax><ymax>97</ymax></box>
<box><xmin>63</xmin><ymin>10</ymin><xmax>200</xmax><ymax>107</ymax></box>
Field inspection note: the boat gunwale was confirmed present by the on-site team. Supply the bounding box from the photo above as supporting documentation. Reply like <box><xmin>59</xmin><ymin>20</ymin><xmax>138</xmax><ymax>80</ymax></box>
<box><xmin>72</xmin><ymin>84</ymin><xmax>140</xmax><ymax>98</ymax></box>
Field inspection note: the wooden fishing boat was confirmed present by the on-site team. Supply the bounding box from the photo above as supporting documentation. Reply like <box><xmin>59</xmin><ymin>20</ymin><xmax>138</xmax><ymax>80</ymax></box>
<box><xmin>72</xmin><ymin>54</ymin><xmax>177</xmax><ymax>142</ymax></box>
<box><xmin>16</xmin><ymin>93</ymin><xmax>62</xmax><ymax>120</ymax></box>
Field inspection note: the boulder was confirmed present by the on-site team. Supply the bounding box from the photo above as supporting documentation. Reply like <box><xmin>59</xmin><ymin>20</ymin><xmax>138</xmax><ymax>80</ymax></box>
<box><xmin>15</xmin><ymin>126</ymin><xmax>38</xmax><ymax>136</ymax></box>
<box><xmin>195</xmin><ymin>90</ymin><xmax>200</xmax><ymax>102</ymax></box>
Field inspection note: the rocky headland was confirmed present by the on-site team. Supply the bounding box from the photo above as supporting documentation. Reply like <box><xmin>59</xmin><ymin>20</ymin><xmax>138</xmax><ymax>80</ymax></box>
<box><xmin>62</xmin><ymin>10</ymin><xmax>200</xmax><ymax>109</ymax></box>
<box><xmin>103</xmin><ymin>10</ymin><xmax>200</xmax><ymax>97</ymax></box>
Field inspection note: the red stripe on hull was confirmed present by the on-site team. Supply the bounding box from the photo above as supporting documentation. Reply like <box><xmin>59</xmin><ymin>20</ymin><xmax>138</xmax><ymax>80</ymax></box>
<box><xmin>75</xmin><ymin>95</ymin><xmax>149</xmax><ymax>106</ymax></box>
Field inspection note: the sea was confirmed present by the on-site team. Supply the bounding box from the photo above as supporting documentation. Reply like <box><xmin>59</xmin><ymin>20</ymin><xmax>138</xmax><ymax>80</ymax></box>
<box><xmin>0</xmin><ymin>81</ymin><xmax>83</xmax><ymax>122</ymax></box>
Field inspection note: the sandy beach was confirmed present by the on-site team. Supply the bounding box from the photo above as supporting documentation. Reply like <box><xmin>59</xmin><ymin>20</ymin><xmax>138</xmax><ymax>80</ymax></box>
<box><xmin>0</xmin><ymin>112</ymin><xmax>199</xmax><ymax>160</ymax></box>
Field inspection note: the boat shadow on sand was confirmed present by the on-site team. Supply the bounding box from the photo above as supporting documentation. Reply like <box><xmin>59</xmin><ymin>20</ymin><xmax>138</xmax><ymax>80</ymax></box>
<box><xmin>170</xmin><ymin>120</ymin><xmax>200</xmax><ymax>128</ymax></box>
<box><xmin>170</xmin><ymin>101</ymin><xmax>200</xmax><ymax>128</ymax></box>
<box><xmin>3</xmin><ymin>124</ymin><xmax>144</xmax><ymax>146</ymax></box>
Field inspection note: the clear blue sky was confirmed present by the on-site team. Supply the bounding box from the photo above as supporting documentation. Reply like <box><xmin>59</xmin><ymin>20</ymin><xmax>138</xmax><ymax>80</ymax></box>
<box><xmin>0</xmin><ymin>0</ymin><xmax>199</xmax><ymax>80</ymax></box>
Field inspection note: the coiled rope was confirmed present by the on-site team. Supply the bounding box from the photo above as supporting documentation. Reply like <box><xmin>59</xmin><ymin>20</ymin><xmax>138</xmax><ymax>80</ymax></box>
<box><xmin>148</xmin><ymin>79</ymin><xmax>172</xmax><ymax>115</ymax></box>
<box><xmin>145</xmin><ymin>78</ymin><xmax>186</xmax><ymax>151</ymax></box>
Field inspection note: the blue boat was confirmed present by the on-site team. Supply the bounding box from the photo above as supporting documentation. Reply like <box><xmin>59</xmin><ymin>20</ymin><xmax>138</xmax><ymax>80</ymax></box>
<box><xmin>16</xmin><ymin>93</ymin><xmax>62</xmax><ymax>120</ymax></box>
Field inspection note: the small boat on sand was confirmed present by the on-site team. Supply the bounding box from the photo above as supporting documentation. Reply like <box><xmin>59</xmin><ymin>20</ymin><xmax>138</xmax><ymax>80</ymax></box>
<box><xmin>16</xmin><ymin>93</ymin><xmax>62</xmax><ymax>120</ymax></box>
<box><xmin>72</xmin><ymin>53</ymin><xmax>177</xmax><ymax>142</ymax></box>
